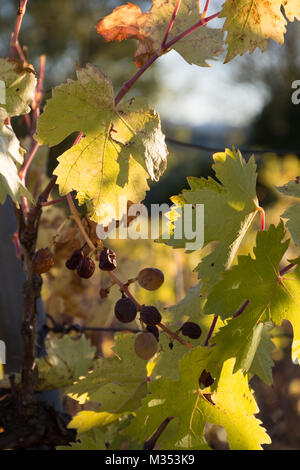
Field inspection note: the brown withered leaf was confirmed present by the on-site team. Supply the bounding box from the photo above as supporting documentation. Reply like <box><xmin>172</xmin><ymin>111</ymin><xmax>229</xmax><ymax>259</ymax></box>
<box><xmin>95</xmin><ymin>0</ymin><xmax>223</xmax><ymax>68</ymax></box>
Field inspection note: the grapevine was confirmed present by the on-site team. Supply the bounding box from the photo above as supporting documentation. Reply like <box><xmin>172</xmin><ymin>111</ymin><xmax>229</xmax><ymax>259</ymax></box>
<box><xmin>0</xmin><ymin>0</ymin><xmax>300</xmax><ymax>452</ymax></box>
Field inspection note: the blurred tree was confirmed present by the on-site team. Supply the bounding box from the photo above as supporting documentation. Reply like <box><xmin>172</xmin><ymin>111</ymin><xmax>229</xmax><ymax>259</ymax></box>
<box><xmin>236</xmin><ymin>22</ymin><xmax>300</xmax><ymax>151</ymax></box>
<box><xmin>0</xmin><ymin>0</ymin><xmax>159</xmax><ymax>96</ymax></box>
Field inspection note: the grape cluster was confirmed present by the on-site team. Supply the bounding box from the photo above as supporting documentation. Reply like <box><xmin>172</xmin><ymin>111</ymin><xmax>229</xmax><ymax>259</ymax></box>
<box><xmin>111</xmin><ymin>267</ymin><xmax>202</xmax><ymax>361</ymax></box>
<box><xmin>64</xmin><ymin>244</ymin><xmax>203</xmax><ymax>362</ymax></box>
<box><xmin>65</xmin><ymin>249</ymin><xmax>95</xmax><ymax>279</ymax></box>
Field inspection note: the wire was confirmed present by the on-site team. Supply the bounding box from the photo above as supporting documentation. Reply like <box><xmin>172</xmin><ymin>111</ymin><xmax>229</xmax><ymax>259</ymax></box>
<box><xmin>165</xmin><ymin>136</ymin><xmax>300</xmax><ymax>156</ymax></box>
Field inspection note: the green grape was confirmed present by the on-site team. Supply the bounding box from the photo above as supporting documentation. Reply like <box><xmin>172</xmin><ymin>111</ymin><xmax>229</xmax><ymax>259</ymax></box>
<box><xmin>137</xmin><ymin>268</ymin><xmax>164</xmax><ymax>291</ymax></box>
<box><xmin>134</xmin><ymin>332</ymin><xmax>158</xmax><ymax>360</ymax></box>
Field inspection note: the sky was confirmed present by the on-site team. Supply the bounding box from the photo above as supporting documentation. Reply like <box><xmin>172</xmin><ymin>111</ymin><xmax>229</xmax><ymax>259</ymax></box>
<box><xmin>153</xmin><ymin>0</ymin><xmax>269</xmax><ymax>128</ymax></box>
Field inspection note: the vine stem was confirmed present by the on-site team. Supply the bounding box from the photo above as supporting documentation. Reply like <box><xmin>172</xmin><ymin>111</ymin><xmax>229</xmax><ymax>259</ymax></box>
<box><xmin>9</xmin><ymin>0</ymin><xmax>29</xmax><ymax>60</ymax></box>
<box><xmin>66</xmin><ymin>193</ymin><xmax>95</xmax><ymax>251</ymax></box>
<box><xmin>41</xmin><ymin>195</ymin><xmax>75</xmax><ymax>207</ymax></box>
<box><xmin>114</xmin><ymin>11</ymin><xmax>220</xmax><ymax>106</ymax></box>
<box><xmin>204</xmin><ymin>315</ymin><xmax>218</xmax><ymax>346</ymax></box>
<box><xmin>233</xmin><ymin>299</ymin><xmax>250</xmax><ymax>318</ymax></box>
<box><xmin>64</xmin><ymin>195</ymin><xmax>193</xmax><ymax>347</ymax></box>
<box><xmin>161</xmin><ymin>0</ymin><xmax>182</xmax><ymax>48</ymax></box>
<box><xmin>257</xmin><ymin>206</ymin><xmax>265</xmax><ymax>231</ymax></box>
<box><xmin>19</xmin><ymin>141</ymin><xmax>39</xmax><ymax>183</ymax></box>
<box><xmin>202</xmin><ymin>0</ymin><xmax>211</xmax><ymax>18</ymax></box>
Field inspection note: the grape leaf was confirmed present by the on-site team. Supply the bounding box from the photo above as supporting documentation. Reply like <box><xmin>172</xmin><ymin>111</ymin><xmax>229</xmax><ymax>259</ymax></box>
<box><xmin>0</xmin><ymin>125</ymin><xmax>32</xmax><ymax>205</ymax></box>
<box><xmin>206</xmin><ymin>315</ymin><xmax>275</xmax><ymax>385</ymax></box>
<box><xmin>57</xmin><ymin>428</ymin><xmax>107</xmax><ymax>450</ymax></box>
<box><xmin>0</xmin><ymin>58</ymin><xmax>36</xmax><ymax>127</ymax></box>
<box><xmin>67</xmin><ymin>334</ymin><xmax>148</xmax><ymax>412</ymax></box>
<box><xmin>36</xmin><ymin>64</ymin><xmax>167</xmax><ymax>222</ymax></box>
<box><xmin>277</xmin><ymin>178</ymin><xmax>300</xmax><ymax>246</ymax></box>
<box><xmin>221</xmin><ymin>0</ymin><xmax>300</xmax><ymax>63</ymax></box>
<box><xmin>283</xmin><ymin>0</ymin><xmax>300</xmax><ymax>21</ymax></box>
<box><xmin>124</xmin><ymin>348</ymin><xmax>271</xmax><ymax>450</ymax></box>
<box><xmin>68</xmin><ymin>411</ymin><xmax>124</xmax><ymax>435</ymax></box>
<box><xmin>36</xmin><ymin>335</ymin><xmax>96</xmax><ymax>390</ymax></box>
<box><xmin>159</xmin><ymin>148</ymin><xmax>259</xmax><ymax>292</ymax></box>
<box><xmin>249</xmin><ymin>322</ymin><xmax>275</xmax><ymax>385</ymax></box>
<box><xmin>205</xmin><ymin>222</ymin><xmax>300</xmax><ymax>364</ymax></box>
<box><xmin>95</xmin><ymin>0</ymin><xmax>223</xmax><ymax>68</ymax></box>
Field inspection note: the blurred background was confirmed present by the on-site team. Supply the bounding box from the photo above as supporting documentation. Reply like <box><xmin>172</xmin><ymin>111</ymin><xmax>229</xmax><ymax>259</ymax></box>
<box><xmin>1</xmin><ymin>0</ymin><xmax>300</xmax><ymax>450</ymax></box>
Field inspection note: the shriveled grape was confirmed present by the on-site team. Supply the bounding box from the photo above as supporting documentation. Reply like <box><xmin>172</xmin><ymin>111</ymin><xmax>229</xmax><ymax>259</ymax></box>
<box><xmin>137</xmin><ymin>268</ymin><xmax>164</xmax><ymax>291</ymax></box>
<box><xmin>146</xmin><ymin>325</ymin><xmax>159</xmax><ymax>342</ymax></box>
<box><xmin>134</xmin><ymin>332</ymin><xmax>158</xmax><ymax>360</ymax></box>
<box><xmin>77</xmin><ymin>256</ymin><xmax>95</xmax><ymax>279</ymax></box>
<box><xmin>99</xmin><ymin>247</ymin><xmax>117</xmax><ymax>271</ymax></box>
<box><xmin>114</xmin><ymin>297</ymin><xmax>137</xmax><ymax>323</ymax></box>
<box><xmin>140</xmin><ymin>305</ymin><xmax>162</xmax><ymax>326</ymax></box>
<box><xmin>65</xmin><ymin>249</ymin><xmax>84</xmax><ymax>270</ymax></box>
<box><xmin>32</xmin><ymin>248</ymin><xmax>54</xmax><ymax>274</ymax></box>
<box><xmin>180</xmin><ymin>322</ymin><xmax>202</xmax><ymax>339</ymax></box>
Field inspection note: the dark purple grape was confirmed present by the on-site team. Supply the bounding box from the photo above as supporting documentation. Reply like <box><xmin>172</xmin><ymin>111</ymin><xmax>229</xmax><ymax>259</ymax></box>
<box><xmin>140</xmin><ymin>305</ymin><xmax>162</xmax><ymax>326</ymax></box>
<box><xmin>146</xmin><ymin>325</ymin><xmax>159</xmax><ymax>342</ymax></box>
<box><xmin>199</xmin><ymin>369</ymin><xmax>214</xmax><ymax>388</ymax></box>
<box><xmin>180</xmin><ymin>322</ymin><xmax>202</xmax><ymax>339</ymax></box>
<box><xmin>65</xmin><ymin>249</ymin><xmax>84</xmax><ymax>270</ymax></box>
<box><xmin>99</xmin><ymin>248</ymin><xmax>117</xmax><ymax>271</ymax></box>
<box><xmin>32</xmin><ymin>248</ymin><xmax>54</xmax><ymax>274</ymax></box>
<box><xmin>77</xmin><ymin>256</ymin><xmax>95</xmax><ymax>279</ymax></box>
<box><xmin>114</xmin><ymin>297</ymin><xmax>137</xmax><ymax>323</ymax></box>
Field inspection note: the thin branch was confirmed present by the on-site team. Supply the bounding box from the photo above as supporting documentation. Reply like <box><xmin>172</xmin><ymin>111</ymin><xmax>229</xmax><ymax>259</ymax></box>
<box><xmin>161</xmin><ymin>0</ymin><xmax>181</xmax><ymax>48</ymax></box>
<box><xmin>41</xmin><ymin>195</ymin><xmax>75</xmax><ymax>207</ymax></box>
<box><xmin>233</xmin><ymin>299</ymin><xmax>250</xmax><ymax>318</ymax></box>
<box><xmin>202</xmin><ymin>0</ymin><xmax>211</xmax><ymax>18</ymax></box>
<box><xmin>66</xmin><ymin>193</ymin><xmax>95</xmax><ymax>251</ymax></box>
<box><xmin>143</xmin><ymin>417</ymin><xmax>174</xmax><ymax>450</ymax></box>
<box><xmin>114</xmin><ymin>11</ymin><xmax>219</xmax><ymax>106</ymax></box>
<box><xmin>256</xmin><ymin>206</ymin><xmax>265</xmax><ymax>231</ymax></box>
<box><xmin>164</xmin><ymin>11</ymin><xmax>220</xmax><ymax>49</ymax></box>
<box><xmin>19</xmin><ymin>140</ymin><xmax>39</xmax><ymax>183</ymax></box>
<box><xmin>279</xmin><ymin>262</ymin><xmax>295</xmax><ymax>276</ymax></box>
<box><xmin>9</xmin><ymin>0</ymin><xmax>29</xmax><ymax>60</ymax></box>
<box><xmin>115</xmin><ymin>52</ymin><xmax>159</xmax><ymax>106</ymax></box>
<box><xmin>204</xmin><ymin>315</ymin><xmax>218</xmax><ymax>346</ymax></box>
<box><xmin>165</xmin><ymin>136</ymin><xmax>300</xmax><ymax>156</ymax></box>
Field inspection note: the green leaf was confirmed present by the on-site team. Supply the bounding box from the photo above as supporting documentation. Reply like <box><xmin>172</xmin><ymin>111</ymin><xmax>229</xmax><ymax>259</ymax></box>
<box><xmin>96</xmin><ymin>0</ymin><xmax>223</xmax><ymax>68</ymax></box>
<box><xmin>0</xmin><ymin>58</ymin><xmax>36</xmax><ymax>127</ymax></box>
<box><xmin>57</xmin><ymin>428</ymin><xmax>107</xmax><ymax>450</ymax></box>
<box><xmin>206</xmin><ymin>315</ymin><xmax>275</xmax><ymax>385</ymax></box>
<box><xmin>36</xmin><ymin>335</ymin><xmax>96</xmax><ymax>390</ymax></box>
<box><xmin>277</xmin><ymin>178</ymin><xmax>300</xmax><ymax>246</ymax></box>
<box><xmin>67</xmin><ymin>334</ymin><xmax>148</xmax><ymax>412</ymax></box>
<box><xmin>68</xmin><ymin>411</ymin><xmax>124</xmax><ymax>434</ymax></box>
<box><xmin>0</xmin><ymin>125</ymin><xmax>32</xmax><ymax>205</ymax></box>
<box><xmin>124</xmin><ymin>348</ymin><xmax>271</xmax><ymax>450</ymax></box>
<box><xmin>205</xmin><ymin>222</ymin><xmax>300</xmax><ymax>364</ymax></box>
<box><xmin>159</xmin><ymin>148</ymin><xmax>259</xmax><ymax>292</ymax></box>
<box><xmin>36</xmin><ymin>64</ymin><xmax>167</xmax><ymax>222</ymax></box>
<box><xmin>221</xmin><ymin>0</ymin><xmax>300</xmax><ymax>63</ymax></box>
<box><xmin>249</xmin><ymin>322</ymin><xmax>275</xmax><ymax>385</ymax></box>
